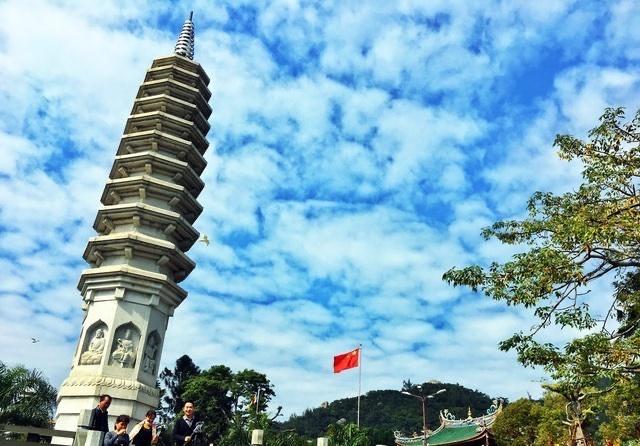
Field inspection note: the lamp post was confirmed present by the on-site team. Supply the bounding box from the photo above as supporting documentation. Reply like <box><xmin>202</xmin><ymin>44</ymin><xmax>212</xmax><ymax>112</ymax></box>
<box><xmin>401</xmin><ymin>386</ymin><xmax>446</xmax><ymax>446</ymax></box>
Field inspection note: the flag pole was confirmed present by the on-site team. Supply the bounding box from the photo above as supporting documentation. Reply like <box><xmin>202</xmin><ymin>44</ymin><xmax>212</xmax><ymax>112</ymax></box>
<box><xmin>357</xmin><ymin>344</ymin><xmax>362</xmax><ymax>427</ymax></box>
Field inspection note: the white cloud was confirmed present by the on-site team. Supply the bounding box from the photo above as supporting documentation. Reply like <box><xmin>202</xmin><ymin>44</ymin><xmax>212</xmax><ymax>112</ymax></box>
<box><xmin>0</xmin><ymin>0</ymin><xmax>637</xmax><ymax>422</ymax></box>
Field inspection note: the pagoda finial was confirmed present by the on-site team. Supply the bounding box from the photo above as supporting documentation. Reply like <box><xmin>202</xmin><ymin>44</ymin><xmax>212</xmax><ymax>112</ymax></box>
<box><xmin>174</xmin><ymin>11</ymin><xmax>195</xmax><ymax>60</ymax></box>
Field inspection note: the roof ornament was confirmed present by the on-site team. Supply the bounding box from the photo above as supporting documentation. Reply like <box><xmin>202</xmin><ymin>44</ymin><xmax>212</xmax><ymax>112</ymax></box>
<box><xmin>174</xmin><ymin>11</ymin><xmax>195</xmax><ymax>60</ymax></box>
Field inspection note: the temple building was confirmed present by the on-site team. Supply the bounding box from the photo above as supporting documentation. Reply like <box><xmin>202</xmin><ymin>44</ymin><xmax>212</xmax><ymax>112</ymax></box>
<box><xmin>394</xmin><ymin>402</ymin><xmax>501</xmax><ymax>446</ymax></box>
<box><xmin>54</xmin><ymin>13</ymin><xmax>211</xmax><ymax>435</ymax></box>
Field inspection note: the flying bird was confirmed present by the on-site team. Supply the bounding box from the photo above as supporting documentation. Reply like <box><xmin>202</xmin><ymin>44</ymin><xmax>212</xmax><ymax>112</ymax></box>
<box><xmin>199</xmin><ymin>235</ymin><xmax>210</xmax><ymax>246</ymax></box>
<box><xmin>31</xmin><ymin>338</ymin><xmax>40</xmax><ymax>343</ymax></box>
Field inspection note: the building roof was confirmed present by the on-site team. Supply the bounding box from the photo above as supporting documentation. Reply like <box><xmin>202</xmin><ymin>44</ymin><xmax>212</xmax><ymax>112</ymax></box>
<box><xmin>394</xmin><ymin>401</ymin><xmax>502</xmax><ymax>446</ymax></box>
<box><xmin>427</xmin><ymin>425</ymin><xmax>488</xmax><ymax>445</ymax></box>
<box><xmin>395</xmin><ymin>425</ymin><xmax>491</xmax><ymax>446</ymax></box>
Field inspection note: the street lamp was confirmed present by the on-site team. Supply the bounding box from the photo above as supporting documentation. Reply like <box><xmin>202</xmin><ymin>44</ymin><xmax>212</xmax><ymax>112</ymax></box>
<box><xmin>401</xmin><ymin>387</ymin><xmax>446</xmax><ymax>446</ymax></box>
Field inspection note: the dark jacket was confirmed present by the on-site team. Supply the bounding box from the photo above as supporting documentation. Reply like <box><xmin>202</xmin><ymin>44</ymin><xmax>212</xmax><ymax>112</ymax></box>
<box><xmin>89</xmin><ymin>407</ymin><xmax>110</xmax><ymax>433</ymax></box>
<box><xmin>104</xmin><ymin>431</ymin><xmax>130</xmax><ymax>446</ymax></box>
<box><xmin>172</xmin><ymin>418</ymin><xmax>198</xmax><ymax>446</ymax></box>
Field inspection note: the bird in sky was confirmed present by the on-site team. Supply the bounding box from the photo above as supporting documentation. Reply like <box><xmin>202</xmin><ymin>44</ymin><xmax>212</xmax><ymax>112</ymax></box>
<box><xmin>31</xmin><ymin>338</ymin><xmax>39</xmax><ymax>343</ymax></box>
<box><xmin>199</xmin><ymin>235</ymin><xmax>210</xmax><ymax>246</ymax></box>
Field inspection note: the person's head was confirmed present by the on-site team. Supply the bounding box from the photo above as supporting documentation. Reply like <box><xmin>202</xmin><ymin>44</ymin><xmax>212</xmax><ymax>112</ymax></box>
<box><xmin>114</xmin><ymin>414</ymin><xmax>130</xmax><ymax>431</ymax></box>
<box><xmin>145</xmin><ymin>410</ymin><xmax>156</xmax><ymax>422</ymax></box>
<box><xmin>183</xmin><ymin>401</ymin><xmax>195</xmax><ymax>418</ymax></box>
<box><xmin>98</xmin><ymin>394</ymin><xmax>112</xmax><ymax>410</ymax></box>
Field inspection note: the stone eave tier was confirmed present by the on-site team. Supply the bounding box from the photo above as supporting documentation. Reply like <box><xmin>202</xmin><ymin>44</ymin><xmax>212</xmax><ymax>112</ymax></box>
<box><xmin>124</xmin><ymin>110</ymin><xmax>209</xmax><ymax>152</ymax></box>
<box><xmin>137</xmin><ymin>78</ymin><xmax>211</xmax><ymax>119</ymax></box>
<box><xmin>110</xmin><ymin>151</ymin><xmax>204</xmax><ymax>197</ymax></box>
<box><xmin>84</xmin><ymin>232</ymin><xmax>196</xmax><ymax>281</ymax></box>
<box><xmin>151</xmin><ymin>54</ymin><xmax>210</xmax><ymax>86</ymax></box>
<box><xmin>144</xmin><ymin>64</ymin><xmax>211</xmax><ymax>102</ymax></box>
<box><xmin>117</xmin><ymin>131</ymin><xmax>207</xmax><ymax>175</ymax></box>
<box><xmin>100</xmin><ymin>175</ymin><xmax>202</xmax><ymax>223</ymax></box>
<box><xmin>94</xmin><ymin>202</ymin><xmax>199</xmax><ymax>251</ymax></box>
<box><xmin>131</xmin><ymin>94</ymin><xmax>210</xmax><ymax>135</ymax></box>
<box><xmin>77</xmin><ymin>263</ymin><xmax>187</xmax><ymax>304</ymax></box>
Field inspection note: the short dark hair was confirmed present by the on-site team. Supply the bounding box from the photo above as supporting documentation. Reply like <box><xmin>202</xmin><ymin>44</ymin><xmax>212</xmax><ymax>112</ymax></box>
<box><xmin>99</xmin><ymin>394</ymin><xmax>112</xmax><ymax>402</ymax></box>
<box><xmin>115</xmin><ymin>415</ymin><xmax>130</xmax><ymax>426</ymax></box>
<box><xmin>183</xmin><ymin>401</ymin><xmax>195</xmax><ymax>407</ymax></box>
<box><xmin>145</xmin><ymin>410</ymin><xmax>156</xmax><ymax>418</ymax></box>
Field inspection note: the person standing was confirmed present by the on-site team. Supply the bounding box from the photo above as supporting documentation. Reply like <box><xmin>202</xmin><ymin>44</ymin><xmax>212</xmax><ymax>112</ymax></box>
<box><xmin>172</xmin><ymin>401</ymin><xmax>199</xmax><ymax>446</ymax></box>
<box><xmin>89</xmin><ymin>394</ymin><xmax>112</xmax><ymax>433</ymax></box>
<box><xmin>130</xmin><ymin>410</ymin><xmax>159</xmax><ymax>446</ymax></box>
<box><xmin>103</xmin><ymin>415</ymin><xmax>131</xmax><ymax>446</ymax></box>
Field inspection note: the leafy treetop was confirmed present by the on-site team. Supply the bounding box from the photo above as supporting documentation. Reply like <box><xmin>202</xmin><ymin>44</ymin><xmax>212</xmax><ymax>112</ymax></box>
<box><xmin>443</xmin><ymin>107</ymin><xmax>640</xmax><ymax>389</ymax></box>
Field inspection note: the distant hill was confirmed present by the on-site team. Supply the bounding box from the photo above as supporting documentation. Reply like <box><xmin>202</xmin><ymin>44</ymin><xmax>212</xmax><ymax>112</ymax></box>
<box><xmin>279</xmin><ymin>381</ymin><xmax>500</xmax><ymax>443</ymax></box>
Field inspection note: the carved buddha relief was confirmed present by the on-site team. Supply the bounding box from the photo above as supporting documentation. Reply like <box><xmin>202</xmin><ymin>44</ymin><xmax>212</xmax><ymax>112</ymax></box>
<box><xmin>109</xmin><ymin>323</ymin><xmax>140</xmax><ymax>368</ymax></box>
<box><xmin>79</xmin><ymin>322</ymin><xmax>108</xmax><ymax>365</ymax></box>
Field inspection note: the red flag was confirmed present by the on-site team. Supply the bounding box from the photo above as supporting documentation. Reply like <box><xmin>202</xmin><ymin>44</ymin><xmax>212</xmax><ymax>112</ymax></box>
<box><xmin>333</xmin><ymin>348</ymin><xmax>360</xmax><ymax>373</ymax></box>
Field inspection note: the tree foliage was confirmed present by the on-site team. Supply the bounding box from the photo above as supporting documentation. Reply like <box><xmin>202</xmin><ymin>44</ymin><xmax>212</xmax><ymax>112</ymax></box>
<box><xmin>0</xmin><ymin>361</ymin><xmax>57</xmax><ymax>427</ymax></box>
<box><xmin>181</xmin><ymin>364</ymin><xmax>235</xmax><ymax>442</ymax></box>
<box><xmin>492</xmin><ymin>394</ymin><xmax>571</xmax><ymax>446</ymax></box>
<box><xmin>159</xmin><ymin>355</ymin><xmax>201</xmax><ymax>422</ymax></box>
<box><xmin>443</xmin><ymin>107</ymin><xmax>640</xmax><ymax>388</ymax></box>
<box><xmin>159</xmin><ymin>356</ymin><xmax>276</xmax><ymax>444</ymax></box>
<box><xmin>492</xmin><ymin>398</ymin><xmax>543</xmax><ymax>446</ymax></box>
<box><xmin>596</xmin><ymin>376</ymin><xmax>640</xmax><ymax>441</ymax></box>
<box><xmin>262</xmin><ymin>429</ymin><xmax>308</xmax><ymax>446</ymax></box>
<box><xmin>326</xmin><ymin>422</ymin><xmax>370</xmax><ymax>446</ymax></box>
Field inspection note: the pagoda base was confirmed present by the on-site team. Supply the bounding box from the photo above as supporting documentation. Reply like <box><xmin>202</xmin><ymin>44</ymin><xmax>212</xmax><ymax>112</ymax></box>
<box><xmin>53</xmin><ymin>375</ymin><xmax>159</xmax><ymax>444</ymax></box>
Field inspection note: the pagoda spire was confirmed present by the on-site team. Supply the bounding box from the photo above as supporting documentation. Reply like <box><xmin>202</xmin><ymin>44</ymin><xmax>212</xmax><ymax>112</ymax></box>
<box><xmin>174</xmin><ymin>11</ymin><xmax>195</xmax><ymax>60</ymax></box>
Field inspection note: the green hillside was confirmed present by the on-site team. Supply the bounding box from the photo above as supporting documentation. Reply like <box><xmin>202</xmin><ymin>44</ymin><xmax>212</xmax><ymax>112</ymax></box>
<box><xmin>279</xmin><ymin>381</ymin><xmax>499</xmax><ymax>442</ymax></box>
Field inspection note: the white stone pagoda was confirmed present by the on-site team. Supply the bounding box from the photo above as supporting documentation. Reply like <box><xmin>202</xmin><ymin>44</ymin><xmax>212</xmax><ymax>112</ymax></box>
<box><xmin>54</xmin><ymin>13</ymin><xmax>211</xmax><ymax>435</ymax></box>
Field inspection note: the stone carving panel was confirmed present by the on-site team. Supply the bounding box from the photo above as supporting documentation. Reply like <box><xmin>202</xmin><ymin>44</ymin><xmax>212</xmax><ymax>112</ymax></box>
<box><xmin>142</xmin><ymin>331</ymin><xmax>161</xmax><ymax>375</ymax></box>
<box><xmin>79</xmin><ymin>322</ymin><xmax>108</xmax><ymax>365</ymax></box>
<box><xmin>109</xmin><ymin>323</ymin><xmax>141</xmax><ymax>368</ymax></box>
<box><xmin>61</xmin><ymin>375</ymin><xmax>160</xmax><ymax>397</ymax></box>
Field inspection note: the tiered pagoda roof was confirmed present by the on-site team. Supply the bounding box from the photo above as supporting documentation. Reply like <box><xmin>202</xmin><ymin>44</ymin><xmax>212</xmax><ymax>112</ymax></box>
<box><xmin>79</xmin><ymin>17</ymin><xmax>211</xmax><ymax>299</ymax></box>
<box><xmin>394</xmin><ymin>401</ymin><xmax>502</xmax><ymax>446</ymax></box>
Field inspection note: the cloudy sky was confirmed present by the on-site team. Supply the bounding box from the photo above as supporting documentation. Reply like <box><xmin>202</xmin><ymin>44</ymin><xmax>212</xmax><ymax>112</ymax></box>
<box><xmin>1</xmin><ymin>0</ymin><xmax>640</xmax><ymax>419</ymax></box>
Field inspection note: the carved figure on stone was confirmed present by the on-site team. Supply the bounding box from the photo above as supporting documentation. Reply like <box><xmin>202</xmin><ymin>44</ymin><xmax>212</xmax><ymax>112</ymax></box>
<box><xmin>111</xmin><ymin>330</ymin><xmax>137</xmax><ymax>368</ymax></box>
<box><xmin>143</xmin><ymin>336</ymin><xmax>159</xmax><ymax>374</ymax></box>
<box><xmin>80</xmin><ymin>328</ymin><xmax>106</xmax><ymax>365</ymax></box>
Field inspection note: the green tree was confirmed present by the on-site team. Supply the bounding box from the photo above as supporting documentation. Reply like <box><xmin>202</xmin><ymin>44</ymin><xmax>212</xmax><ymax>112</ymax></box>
<box><xmin>159</xmin><ymin>355</ymin><xmax>201</xmax><ymax>422</ymax></box>
<box><xmin>264</xmin><ymin>429</ymin><xmax>308</xmax><ymax>446</ymax></box>
<box><xmin>492</xmin><ymin>394</ymin><xmax>571</xmax><ymax>446</ymax></box>
<box><xmin>181</xmin><ymin>365</ymin><xmax>275</xmax><ymax>444</ymax></box>
<box><xmin>443</xmin><ymin>107</ymin><xmax>640</xmax><ymax>388</ymax></box>
<box><xmin>326</xmin><ymin>422</ymin><xmax>370</xmax><ymax>446</ymax></box>
<box><xmin>492</xmin><ymin>398</ymin><xmax>542</xmax><ymax>446</ymax></box>
<box><xmin>597</xmin><ymin>377</ymin><xmax>640</xmax><ymax>442</ymax></box>
<box><xmin>534</xmin><ymin>392</ymin><xmax>571</xmax><ymax>446</ymax></box>
<box><xmin>0</xmin><ymin>361</ymin><xmax>57</xmax><ymax>427</ymax></box>
<box><xmin>182</xmin><ymin>365</ymin><xmax>235</xmax><ymax>442</ymax></box>
<box><xmin>217</xmin><ymin>411</ymin><xmax>250</xmax><ymax>446</ymax></box>
<box><xmin>230</xmin><ymin>369</ymin><xmax>274</xmax><ymax>416</ymax></box>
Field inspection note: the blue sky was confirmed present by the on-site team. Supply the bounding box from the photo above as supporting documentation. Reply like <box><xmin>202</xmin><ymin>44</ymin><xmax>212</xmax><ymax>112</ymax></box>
<box><xmin>1</xmin><ymin>0</ymin><xmax>639</xmax><ymax>419</ymax></box>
